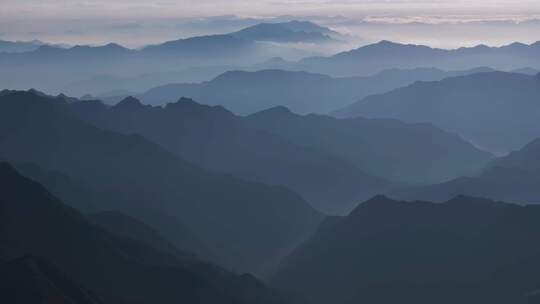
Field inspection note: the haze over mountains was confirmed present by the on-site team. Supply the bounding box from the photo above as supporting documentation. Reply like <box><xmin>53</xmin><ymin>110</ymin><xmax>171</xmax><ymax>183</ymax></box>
<box><xmin>245</xmin><ymin>106</ymin><xmax>492</xmax><ymax>184</ymax></box>
<box><xmin>65</xmin><ymin>92</ymin><xmax>495</xmax><ymax>213</ymax></box>
<box><xmin>300</xmin><ymin>40</ymin><xmax>540</xmax><ymax>77</ymax></box>
<box><xmin>0</xmin><ymin>21</ymin><xmax>341</xmax><ymax>97</ymax></box>
<box><xmin>4</xmin><ymin>12</ymin><xmax>540</xmax><ymax>304</ymax></box>
<box><xmin>394</xmin><ymin>138</ymin><xmax>540</xmax><ymax>205</ymax></box>
<box><xmin>0</xmin><ymin>162</ymin><xmax>297</xmax><ymax>304</ymax></box>
<box><xmin>131</xmin><ymin>67</ymin><xmax>495</xmax><ymax>115</ymax></box>
<box><xmin>1</xmin><ymin>21</ymin><xmax>539</xmax><ymax>99</ymax></box>
<box><xmin>336</xmin><ymin>71</ymin><xmax>540</xmax><ymax>155</ymax></box>
<box><xmin>0</xmin><ymin>90</ymin><xmax>323</xmax><ymax>275</ymax></box>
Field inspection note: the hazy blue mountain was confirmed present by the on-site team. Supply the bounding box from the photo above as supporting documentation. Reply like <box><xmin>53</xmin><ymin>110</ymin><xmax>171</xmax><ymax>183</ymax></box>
<box><xmin>1</xmin><ymin>43</ymin><xmax>133</xmax><ymax>65</ymax></box>
<box><xmin>88</xmin><ymin>211</ymin><xmax>196</xmax><ymax>260</ymax></box>
<box><xmin>272</xmin><ymin>195</ymin><xmax>540</xmax><ymax>304</ymax></box>
<box><xmin>231</xmin><ymin>21</ymin><xmax>334</xmax><ymax>43</ymax></box>
<box><xmin>512</xmin><ymin>67</ymin><xmax>540</xmax><ymax>75</ymax></box>
<box><xmin>0</xmin><ymin>162</ymin><xmax>296</xmax><ymax>304</ymax></box>
<box><xmin>136</xmin><ymin>67</ymin><xmax>496</xmax><ymax>115</ymax></box>
<box><xmin>335</xmin><ymin>71</ymin><xmax>540</xmax><ymax>155</ymax></box>
<box><xmin>246</xmin><ymin>107</ymin><xmax>493</xmax><ymax>184</ymax></box>
<box><xmin>394</xmin><ymin>138</ymin><xmax>540</xmax><ymax>204</ymax></box>
<box><xmin>12</xmin><ymin>162</ymin><xmax>98</xmax><ymax>212</ymax></box>
<box><xmin>14</xmin><ymin>163</ymin><xmax>215</xmax><ymax>261</ymax></box>
<box><xmin>299</xmin><ymin>40</ymin><xmax>540</xmax><ymax>77</ymax></box>
<box><xmin>141</xmin><ymin>34</ymin><xmax>259</xmax><ymax>65</ymax></box>
<box><xmin>0</xmin><ymin>256</ymin><xmax>104</xmax><ymax>304</ymax></box>
<box><xmin>0</xmin><ymin>22</ymin><xmax>332</xmax><ymax>96</ymax></box>
<box><xmin>0</xmin><ymin>39</ymin><xmax>46</xmax><ymax>53</ymax></box>
<box><xmin>69</xmin><ymin>95</ymin><xmax>393</xmax><ymax>214</ymax></box>
<box><xmin>268</xmin><ymin>20</ymin><xmax>335</xmax><ymax>34</ymax></box>
<box><xmin>0</xmin><ymin>91</ymin><xmax>323</xmax><ymax>275</ymax></box>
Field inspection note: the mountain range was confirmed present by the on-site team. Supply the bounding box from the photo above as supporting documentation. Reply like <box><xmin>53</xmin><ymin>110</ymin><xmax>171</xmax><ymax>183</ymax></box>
<box><xmin>133</xmin><ymin>67</ymin><xmax>496</xmax><ymax>115</ymax></box>
<box><xmin>272</xmin><ymin>195</ymin><xmax>540</xmax><ymax>304</ymax></box>
<box><xmin>68</xmin><ymin>94</ymin><xmax>392</xmax><ymax>214</ymax></box>
<box><xmin>0</xmin><ymin>21</ymin><xmax>338</xmax><ymax>96</ymax></box>
<box><xmin>394</xmin><ymin>138</ymin><xmax>540</xmax><ymax>204</ymax></box>
<box><xmin>0</xmin><ymin>39</ymin><xmax>51</xmax><ymax>53</ymax></box>
<box><xmin>335</xmin><ymin>71</ymin><xmax>540</xmax><ymax>155</ymax></box>
<box><xmin>0</xmin><ymin>162</ymin><xmax>298</xmax><ymax>304</ymax></box>
<box><xmin>68</xmin><ymin>93</ymin><xmax>493</xmax><ymax>213</ymax></box>
<box><xmin>0</xmin><ymin>90</ymin><xmax>323</xmax><ymax>275</ymax></box>
<box><xmin>245</xmin><ymin>106</ymin><xmax>492</xmax><ymax>184</ymax></box>
<box><xmin>300</xmin><ymin>40</ymin><xmax>540</xmax><ymax>77</ymax></box>
<box><xmin>3</xmin><ymin>26</ymin><xmax>540</xmax><ymax>99</ymax></box>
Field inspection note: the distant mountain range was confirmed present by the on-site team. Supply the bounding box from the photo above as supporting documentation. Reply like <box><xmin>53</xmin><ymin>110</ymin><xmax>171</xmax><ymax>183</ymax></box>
<box><xmin>0</xmin><ymin>162</ymin><xmax>297</xmax><ymax>304</ymax></box>
<box><xmin>272</xmin><ymin>195</ymin><xmax>540</xmax><ymax>304</ymax></box>
<box><xmin>68</xmin><ymin>94</ymin><xmax>393</xmax><ymax>214</ymax></box>
<box><xmin>0</xmin><ymin>39</ymin><xmax>48</xmax><ymax>53</ymax></box>
<box><xmin>300</xmin><ymin>40</ymin><xmax>540</xmax><ymax>77</ymax></box>
<box><xmin>0</xmin><ymin>90</ymin><xmax>323</xmax><ymax>275</ymax></box>
<box><xmin>133</xmin><ymin>67</ymin><xmax>496</xmax><ymax>115</ymax></box>
<box><xmin>393</xmin><ymin>138</ymin><xmax>540</xmax><ymax>204</ymax></box>
<box><xmin>246</xmin><ymin>106</ymin><xmax>492</xmax><ymax>184</ymax></box>
<box><xmin>68</xmin><ymin>93</ymin><xmax>492</xmax><ymax>212</ymax></box>
<box><xmin>3</xmin><ymin>26</ymin><xmax>540</xmax><ymax>98</ymax></box>
<box><xmin>0</xmin><ymin>21</ymin><xmax>340</xmax><ymax>96</ymax></box>
<box><xmin>335</xmin><ymin>71</ymin><xmax>540</xmax><ymax>155</ymax></box>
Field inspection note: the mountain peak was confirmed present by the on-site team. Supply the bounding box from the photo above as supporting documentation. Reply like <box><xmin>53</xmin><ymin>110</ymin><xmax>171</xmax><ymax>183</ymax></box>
<box><xmin>349</xmin><ymin>195</ymin><xmax>403</xmax><ymax>216</ymax></box>
<box><xmin>248</xmin><ymin>106</ymin><xmax>296</xmax><ymax>121</ymax></box>
<box><xmin>377</xmin><ymin>40</ymin><xmax>401</xmax><ymax>46</ymax></box>
<box><xmin>103</xmin><ymin>42</ymin><xmax>126</xmax><ymax>50</ymax></box>
<box><xmin>259</xmin><ymin>105</ymin><xmax>294</xmax><ymax>116</ymax></box>
<box><xmin>164</xmin><ymin>97</ymin><xmax>232</xmax><ymax>116</ymax></box>
<box><xmin>115</xmin><ymin>96</ymin><xmax>143</xmax><ymax>110</ymax></box>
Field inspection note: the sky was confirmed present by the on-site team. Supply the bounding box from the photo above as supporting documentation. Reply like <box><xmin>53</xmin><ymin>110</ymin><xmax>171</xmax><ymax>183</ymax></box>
<box><xmin>1</xmin><ymin>0</ymin><xmax>540</xmax><ymax>48</ymax></box>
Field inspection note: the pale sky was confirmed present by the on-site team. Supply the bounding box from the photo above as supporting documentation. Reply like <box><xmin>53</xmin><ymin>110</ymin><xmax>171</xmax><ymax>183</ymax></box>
<box><xmin>1</xmin><ymin>0</ymin><xmax>540</xmax><ymax>19</ymax></box>
<box><xmin>1</xmin><ymin>0</ymin><xmax>539</xmax><ymax>47</ymax></box>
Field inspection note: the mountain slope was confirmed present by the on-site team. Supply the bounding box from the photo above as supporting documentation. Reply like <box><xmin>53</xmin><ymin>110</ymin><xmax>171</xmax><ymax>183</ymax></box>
<box><xmin>246</xmin><ymin>107</ymin><xmax>493</xmax><ymax>184</ymax></box>
<box><xmin>0</xmin><ymin>256</ymin><xmax>104</xmax><ymax>304</ymax></box>
<box><xmin>0</xmin><ymin>90</ymin><xmax>323</xmax><ymax>275</ymax></box>
<box><xmin>300</xmin><ymin>40</ymin><xmax>540</xmax><ymax>77</ymax></box>
<box><xmin>69</xmin><ymin>95</ymin><xmax>392</xmax><ymax>214</ymax></box>
<box><xmin>0</xmin><ymin>39</ymin><xmax>46</xmax><ymax>53</ymax></box>
<box><xmin>0</xmin><ymin>162</ymin><xmax>295</xmax><ymax>304</ymax></box>
<box><xmin>335</xmin><ymin>71</ymin><xmax>540</xmax><ymax>154</ymax></box>
<box><xmin>272</xmin><ymin>195</ymin><xmax>540</xmax><ymax>304</ymax></box>
<box><xmin>394</xmin><ymin>138</ymin><xmax>540</xmax><ymax>204</ymax></box>
<box><xmin>137</xmin><ymin>67</ymin><xmax>495</xmax><ymax>115</ymax></box>
<box><xmin>88</xmin><ymin>211</ymin><xmax>196</xmax><ymax>260</ymax></box>
<box><xmin>232</xmin><ymin>21</ymin><xmax>333</xmax><ymax>43</ymax></box>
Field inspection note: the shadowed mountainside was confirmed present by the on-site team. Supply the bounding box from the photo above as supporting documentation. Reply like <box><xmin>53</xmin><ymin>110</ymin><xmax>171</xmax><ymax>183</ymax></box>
<box><xmin>246</xmin><ymin>106</ymin><xmax>493</xmax><ymax>184</ymax></box>
<box><xmin>0</xmin><ymin>162</ymin><xmax>298</xmax><ymax>304</ymax></box>
<box><xmin>0</xmin><ymin>90</ymin><xmax>323</xmax><ymax>275</ymax></box>
<box><xmin>272</xmin><ymin>195</ymin><xmax>540</xmax><ymax>304</ymax></box>
<box><xmin>69</xmin><ymin>95</ymin><xmax>394</xmax><ymax>214</ymax></box>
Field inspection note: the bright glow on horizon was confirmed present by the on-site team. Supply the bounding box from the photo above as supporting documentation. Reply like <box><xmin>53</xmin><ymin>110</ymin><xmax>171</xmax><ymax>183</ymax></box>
<box><xmin>1</xmin><ymin>0</ymin><xmax>539</xmax><ymax>48</ymax></box>
<box><xmin>2</xmin><ymin>0</ymin><xmax>540</xmax><ymax>19</ymax></box>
